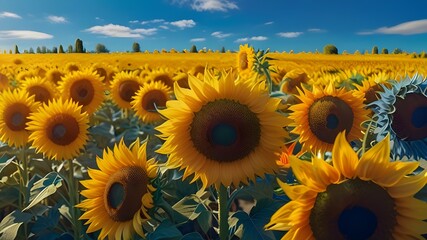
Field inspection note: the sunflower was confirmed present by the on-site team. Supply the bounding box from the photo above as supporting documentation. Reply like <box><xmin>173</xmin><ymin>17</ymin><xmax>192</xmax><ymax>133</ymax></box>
<box><xmin>280</xmin><ymin>68</ymin><xmax>309</xmax><ymax>95</ymax></box>
<box><xmin>110</xmin><ymin>71</ymin><xmax>143</xmax><ymax>109</ymax></box>
<box><xmin>0</xmin><ymin>70</ymin><xmax>11</xmax><ymax>91</ymax></box>
<box><xmin>237</xmin><ymin>44</ymin><xmax>255</xmax><ymax>75</ymax></box>
<box><xmin>46</xmin><ymin>68</ymin><xmax>65</xmax><ymax>85</ymax></box>
<box><xmin>265</xmin><ymin>132</ymin><xmax>427</xmax><ymax>239</ymax></box>
<box><xmin>59</xmin><ymin>69</ymin><xmax>105</xmax><ymax>114</ymax></box>
<box><xmin>65</xmin><ymin>62</ymin><xmax>80</xmax><ymax>73</ymax></box>
<box><xmin>0</xmin><ymin>89</ymin><xmax>40</xmax><ymax>147</ymax></box>
<box><xmin>26</xmin><ymin>98</ymin><xmax>89</xmax><ymax>160</ymax></box>
<box><xmin>289</xmin><ymin>83</ymin><xmax>369</xmax><ymax>153</ymax></box>
<box><xmin>77</xmin><ymin>139</ymin><xmax>158</xmax><ymax>239</ymax></box>
<box><xmin>146</xmin><ymin>68</ymin><xmax>176</xmax><ymax>88</ymax></box>
<box><xmin>370</xmin><ymin>75</ymin><xmax>427</xmax><ymax>160</ymax></box>
<box><xmin>131</xmin><ymin>81</ymin><xmax>171</xmax><ymax>123</ymax></box>
<box><xmin>90</xmin><ymin>63</ymin><xmax>112</xmax><ymax>86</ymax></box>
<box><xmin>20</xmin><ymin>76</ymin><xmax>57</xmax><ymax>104</ymax></box>
<box><xmin>156</xmin><ymin>70</ymin><xmax>290</xmax><ymax>188</ymax></box>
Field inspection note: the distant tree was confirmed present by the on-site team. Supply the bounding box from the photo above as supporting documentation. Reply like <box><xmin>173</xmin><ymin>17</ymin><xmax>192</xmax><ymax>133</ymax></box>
<box><xmin>381</xmin><ymin>48</ymin><xmax>388</xmax><ymax>54</ymax></box>
<box><xmin>68</xmin><ymin>45</ymin><xmax>73</xmax><ymax>53</ymax></box>
<box><xmin>29</xmin><ymin>47</ymin><xmax>34</xmax><ymax>54</ymax></box>
<box><xmin>36</xmin><ymin>47</ymin><xmax>41</xmax><ymax>53</ymax></box>
<box><xmin>41</xmin><ymin>46</ymin><xmax>47</xmax><ymax>54</ymax></box>
<box><xmin>190</xmin><ymin>44</ymin><xmax>198</xmax><ymax>53</ymax></box>
<box><xmin>52</xmin><ymin>46</ymin><xmax>58</xmax><ymax>53</ymax></box>
<box><xmin>132</xmin><ymin>42</ymin><xmax>141</xmax><ymax>52</ymax></box>
<box><xmin>420</xmin><ymin>51</ymin><xmax>427</xmax><ymax>58</ymax></box>
<box><xmin>220</xmin><ymin>46</ymin><xmax>226</xmax><ymax>53</ymax></box>
<box><xmin>47</xmin><ymin>48</ymin><xmax>52</xmax><ymax>53</ymax></box>
<box><xmin>95</xmin><ymin>43</ymin><xmax>109</xmax><ymax>53</ymax></box>
<box><xmin>14</xmin><ymin>45</ymin><xmax>19</xmax><ymax>54</ymax></box>
<box><xmin>75</xmin><ymin>38</ymin><xmax>84</xmax><ymax>53</ymax></box>
<box><xmin>23</xmin><ymin>50</ymin><xmax>29</xmax><ymax>54</ymax></box>
<box><xmin>392</xmin><ymin>48</ymin><xmax>403</xmax><ymax>54</ymax></box>
<box><xmin>372</xmin><ymin>46</ymin><xmax>378</xmax><ymax>54</ymax></box>
<box><xmin>354</xmin><ymin>50</ymin><xmax>361</xmax><ymax>55</ymax></box>
<box><xmin>9</xmin><ymin>50</ymin><xmax>12</xmax><ymax>54</ymax></box>
<box><xmin>58</xmin><ymin>45</ymin><xmax>65</xmax><ymax>53</ymax></box>
<box><xmin>323</xmin><ymin>44</ymin><xmax>338</xmax><ymax>54</ymax></box>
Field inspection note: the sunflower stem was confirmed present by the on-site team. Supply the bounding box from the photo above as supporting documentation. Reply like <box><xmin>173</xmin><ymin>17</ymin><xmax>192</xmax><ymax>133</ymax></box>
<box><xmin>19</xmin><ymin>146</ymin><xmax>29</xmax><ymax>237</ymax></box>
<box><xmin>218</xmin><ymin>184</ymin><xmax>229</xmax><ymax>240</ymax></box>
<box><xmin>68</xmin><ymin>159</ymin><xmax>80</xmax><ymax>239</ymax></box>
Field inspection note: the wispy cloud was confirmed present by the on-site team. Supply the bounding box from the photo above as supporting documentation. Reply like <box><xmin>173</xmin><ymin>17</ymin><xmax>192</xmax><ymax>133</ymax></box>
<box><xmin>277</xmin><ymin>32</ymin><xmax>303</xmax><ymax>38</ymax></box>
<box><xmin>141</xmin><ymin>19</ymin><xmax>165</xmax><ymax>25</ymax></box>
<box><xmin>307</xmin><ymin>28</ymin><xmax>326</xmax><ymax>33</ymax></box>
<box><xmin>174</xmin><ymin>0</ymin><xmax>238</xmax><ymax>12</ymax></box>
<box><xmin>358</xmin><ymin>19</ymin><xmax>427</xmax><ymax>35</ymax></box>
<box><xmin>95</xmin><ymin>17</ymin><xmax>104</xmax><ymax>21</ymax></box>
<box><xmin>170</xmin><ymin>19</ymin><xmax>196</xmax><ymax>29</ymax></box>
<box><xmin>235</xmin><ymin>36</ymin><xmax>268</xmax><ymax>42</ymax></box>
<box><xmin>129</xmin><ymin>20</ymin><xmax>139</xmax><ymax>24</ymax></box>
<box><xmin>159</xmin><ymin>25</ymin><xmax>169</xmax><ymax>30</ymax></box>
<box><xmin>0</xmin><ymin>11</ymin><xmax>21</xmax><ymax>19</ymax></box>
<box><xmin>264</xmin><ymin>21</ymin><xmax>274</xmax><ymax>25</ymax></box>
<box><xmin>47</xmin><ymin>15</ymin><xmax>68</xmax><ymax>24</ymax></box>
<box><xmin>0</xmin><ymin>30</ymin><xmax>53</xmax><ymax>39</ymax></box>
<box><xmin>211</xmin><ymin>31</ymin><xmax>231</xmax><ymax>38</ymax></box>
<box><xmin>190</xmin><ymin>37</ymin><xmax>206</xmax><ymax>42</ymax></box>
<box><xmin>85</xmin><ymin>24</ymin><xmax>157</xmax><ymax>38</ymax></box>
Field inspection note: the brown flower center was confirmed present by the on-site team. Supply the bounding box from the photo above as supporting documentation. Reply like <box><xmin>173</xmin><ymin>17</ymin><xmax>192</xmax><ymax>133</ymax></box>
<box><xmin>153</xmin><ymin>74</ymin><xmax>174</xmax><ymax>87</ymax></box>
<box><xmin>28</xmin><ymin>86</ymin><xmax>51</xmax><ymax>103</ymax></box>
<box><xmin>190</xmin><ymin>99</ymin><xmax>261</xmax><ymax>162</ymax></box>
<box><xmin>308</xmin><ymin>96</ymin><xmax>354</xmax><ymax>144</ymax></box>
<box><xmin>70</xmin><ymin>79</ymin><xmax>95</xmax><ymax>106</ymax></box>
<box><xmin>119</xmin><ymin>80</ymin><xmax>140</xmax><ymax>102</ymax></box>
<box><xmin>310</xmin><ymin>178</ymin><xmax>396</xmax><ymax>240</ymax></box>
<box><xmin>4</xmin><ymin>103</ymin><xmax>30</xmax><ymax>131</ymax></box>
<box><xmin>46</xmin><ymin>114</ymin><xmax>80</xmax><ymax>145</ymax></box>
<box><xmin>142</xmin><ymin>90</ymin><xmax>168</xmax><ymax>112</ymax></box>
<box><xmin>104</xmin><ymin>166</ymin><xmax>148</xmax><ymax>222</ymax></box>
<box><xmin>391</xmin><ymin>93</ymin><xmax>427</xmax><ymax>141</ymax></box>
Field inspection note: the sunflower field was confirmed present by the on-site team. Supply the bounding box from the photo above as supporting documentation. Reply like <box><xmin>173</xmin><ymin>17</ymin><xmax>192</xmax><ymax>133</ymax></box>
<box><xmin>0</xmin><ymin>45</ymin><xmax>426</xmax><ymax>240</ymax></box>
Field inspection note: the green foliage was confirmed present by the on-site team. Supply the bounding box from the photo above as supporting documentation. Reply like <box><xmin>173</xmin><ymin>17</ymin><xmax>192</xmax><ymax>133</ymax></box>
<box><xmin>36</xmin><ymin>46</ymin><xmax>41</xmax><ymax>54</ymax></box>
<box><xmin>58</xmin><ymin>45</ymin><xmax>64</xmax><ymax>53</ymax></box>
<box><xmin>52</xmin><ymin>46</ymin><xmax>58</xmax><ymax>53</ymax></box>
<box><xmin>67</xmin><ymin>45</ymin><xmax>73</xmax><ymax>53</ymax></box>
<box><xmin>75</xmin><ymin>38</ymin><xmax>84</xmax><ymax>53</ymax></box>
<box><xmin>220</xmin><ymin>46</ymin><xmax>226</xmax><ymax>53</ymax></box>
<box><xmin>132</xmin><ymin>42</ymin><xmax>141</xmax><ymax>52</ymax></box>
<box><xmin>190</xmin><ymin>45</ymin><xmax>197</xmax><ymax>53</ymax></box>
<box><xmin>372</xmin><ymin>46</ymin><xmax>378</xmax><ymax>54</ymax></box>
<box><xmin>14</xmin><ymin>45</ymin><xmax>19</xmax><ymax>54</ymax></box>
<box><xmin>381</xmin><ymin>48</ymin><xmax>388</xmax><ymax>54</ymax></box>
<box><xmin>392</xmin><ymin>48</ymin><xmax>403</xmax><ymax>54</ymax></box>
<box><xmin>0</xmin><ymin>210</ymin><xmax>32</xmax><ymax>240</ymax></box>
<box><xmin>95</xmin><ymin>43</ymin><xmax>109</xmax><ymax>53</ymax></box>
<box><xmin>323</xmin><ymin>44</ymin><xmax>338</xmax><ymax>54</ymax></box>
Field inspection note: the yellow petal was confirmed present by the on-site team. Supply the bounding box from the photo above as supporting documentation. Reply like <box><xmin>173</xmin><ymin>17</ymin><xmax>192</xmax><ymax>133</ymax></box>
<box><xmin>356</xmin><ymin>134</ymin><xmax>390</xmax><ymax>180</ymax></box>
<box><xmin>396</xmin><ymin>215</ymin><xmax>427</xmax><ymax>235</ymax></box>
<box><xmin>312</xmin><ymin>156</ymin><xmax>340</xmax><ymax>186</ymax></box>
<box><xmin>395</xmin><ymin>197</ymin><xmax>427</xmax><ymax>220</ymax></box>
<box><xmin>374</xmin><ymin>161</ymin><xmax>419</xmax><ymax>187</ymax></box>
<box><xmin>290</xmin><ymin>156</ymin><xmax>324</xmax><ymax>192</ymax></box>
<box><xmin>388</xmin><ymin>170</ymin><xmax>427</xmax><ymax>198</ymax></box>
<box><xmin>332</xmin><ymin>131</ymin><xmax>358</xmax><ymax>179</ymax></box>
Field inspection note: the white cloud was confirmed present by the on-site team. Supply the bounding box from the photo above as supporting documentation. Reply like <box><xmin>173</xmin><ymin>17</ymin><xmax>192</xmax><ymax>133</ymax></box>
<box><xmin>191</xmin><ymin>0</ymin><xmax>238</xmax><ymax>11</ymax></box>
<box><xmin>277</xmin><ymin>32</ymin><xmax>303</xmax><ymax>38</ymax></box>
<box><xmin>235</xmin><ymin>36</ymin><xmax>268</xmax><ymax>42</ymax></box>
<box><xmin>190</xmin><ymin>38</ymin><xmax>206</xmax><ymax>42</ymax></box>
<box><xmin>264</xmin><ymin>21</ymin><xmax>274</xmax><ymax>25</ymax></box>
<box><xmin>170</xmin><ymin>19</ymin><xmax>196</xmax><ymax>29</ymax></box>
<box><xmin>211</xmin><ymin>31</ymin><xmax>231</xmax><ymax>38</ymax></box>
<box><xmin>0</xmin><ymin>30</ymin><xmax>53</xmax><ymax>39</ymax></box>
<box><xmin>47</xmin><ymin>15</ymin><xmax>68</xmax><ymax>23</ymax></box>
<box><xmin>141</xmin><ymin>19</ymin><xmax>165</xmax><ymax>25</ymax></box>
<box><xmin>85</xmin><ymin>24</ymin><xmax>157</xmax><ymax>38</ymax></box>
<box><xmin>0</xmin><ymin>11</ymin><xmax>21</xmax><ymax>19</ymax></box>
<box><xmin>307</xmin><ymin>28</ymin><xmax>325</xmax><ymax>33</ymax></box>
<box><xmin>358</xmin><ymin>19</ymin><xmax>427</xmax><ymax>35</ymax></box>
<box><xmin>95</xmin><ymin>17</ymin><xmax>103</xmax><ymax>21</ymax></box>
<box><xmin>159</xmin><ymin>25</ymin><xmax>169</xmax><ymax>30</ymax></box>
<box><xmin>129</xmin><ymin>20</ymin><xmax>139</xmax><ymax>24</ymax></box>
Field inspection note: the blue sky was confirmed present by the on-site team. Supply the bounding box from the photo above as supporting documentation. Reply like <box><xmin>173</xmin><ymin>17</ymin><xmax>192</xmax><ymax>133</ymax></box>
<box><xmin>1</xmin><ymin>0</ymin><xmax>427</xmax><ymax>53</ymax></box>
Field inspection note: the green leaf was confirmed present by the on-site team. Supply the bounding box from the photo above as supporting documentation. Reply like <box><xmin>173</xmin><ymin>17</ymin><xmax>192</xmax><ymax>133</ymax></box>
<box><xmin>0</xmin><ymin>210</ymin><xmax>32</xmax><ymax>240</ymax></box>
<box><xmin>0</xmin><ymin>154</ymin><xmax>15</xmax><ymax>174</ymax></box>
<box><xmin>147</xmin><ymin>220</ymin><xmax>183</xmax><ymax>240</ymax></box>
<box><xmin>172</xmin><ymin>192</ymin><xmax>211</xmax><ymax>230</ymax></box>
<box><xmin>0</xmin><ymin>186</ymin><xmax>19</xmax><ymax>208</ymax></box>
<box><xmin>230</xmin><ymin>198</ymin><xmax>284</xmax><ymax>240</ymax></box>
<box><xmin>24</xmin><ymin>172</ymin><xmax>63</xmax><ymax>211</ymax></box>
<box><xmin>180</xmin><ymin>232</ymin><xmax>204</xmax><ymax>240</ymax></box>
